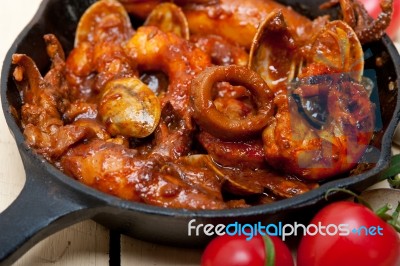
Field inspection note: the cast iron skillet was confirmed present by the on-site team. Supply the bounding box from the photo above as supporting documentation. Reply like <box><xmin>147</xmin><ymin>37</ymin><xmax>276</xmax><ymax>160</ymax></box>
<box><xmin>1</xmin><ymin>0</ymin><xmax>400</xmax><ymax>265</ymax></box>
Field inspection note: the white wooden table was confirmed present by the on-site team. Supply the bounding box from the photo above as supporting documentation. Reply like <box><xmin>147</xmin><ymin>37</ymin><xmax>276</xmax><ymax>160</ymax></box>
<box><xmin>0</xmin><ymin>1</ymin><xmax>399</xmax><ymax>265</ymax></box>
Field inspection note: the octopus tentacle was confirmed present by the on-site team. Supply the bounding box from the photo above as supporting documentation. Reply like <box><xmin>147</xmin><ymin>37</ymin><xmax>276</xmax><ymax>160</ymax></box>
<box><xmin>353</xmin><ymin>0</ymin><xmax>393</xmax><ymax>43</ymax></box>
<box><xmin>323</xmin><ymin>0</ymin><xmax>393</xmax><ymax>43</ymax></box>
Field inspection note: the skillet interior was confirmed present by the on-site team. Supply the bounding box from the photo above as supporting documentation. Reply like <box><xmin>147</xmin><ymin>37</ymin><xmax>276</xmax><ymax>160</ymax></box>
<box><xmin>1</xmin><ymin>0</ymin><xmax>400</xmax><ymax>247</ymax></box>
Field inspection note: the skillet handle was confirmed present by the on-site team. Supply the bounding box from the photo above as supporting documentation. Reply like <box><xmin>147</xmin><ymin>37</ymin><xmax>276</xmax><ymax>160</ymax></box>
<box><xmin>0</xmin><ymin>166</ymin><xmax>102</xmax><ymax>266</ymax></box>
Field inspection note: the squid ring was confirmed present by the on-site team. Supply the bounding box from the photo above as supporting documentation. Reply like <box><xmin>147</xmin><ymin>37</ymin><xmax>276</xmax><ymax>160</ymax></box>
<box><xmin>190</xmin><ymin>65</ymin><xmax>274</xmax><ymax>140</ymax></box>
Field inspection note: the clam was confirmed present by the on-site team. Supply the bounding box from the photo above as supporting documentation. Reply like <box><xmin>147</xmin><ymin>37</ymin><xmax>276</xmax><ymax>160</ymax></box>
<box><xmin>221</xmin><ymin>168</ymin><xmax>318</xmax><ymax>198</ymax></box>
<box><xmin>248</xmin><ymin>11</ymin><xmax>299</xmax><ymax>92</ymax></box>
<box><xmin>303</xmin><ymin>20</ymin><xmax>364</xmax><ymax>82</ymax></box>
<box><xmin>162</xmin><ymin>155</ymin><xmax>225</xmax><ymax>200</ymax></box>
<box><xmin>99</xmin><ymin>77</ymin><xmax>161</xmax><ymax>138</ymax></box>
<box><xmin>176</xmin><ymin>155</ymin><xmax>317</xmax><ymax>198</ymax></box>
<box><xmin>176</xmin><ymin>155</ymin><xmax>264</xmax><ymax>196</ymax></box>
<box><xmin>75</xmin><ymin>0</ymin><xmax>133</xmax><ymax>47</ymax></box>
<box><xmin>144</xmin><ymin>2</ymin><xmax>190</xmax><ymax>40</ymax></box>
<box><xmin>249</xmin><ymin>11</ymin><xmax>364</xmax><ymax>93</ymax></box>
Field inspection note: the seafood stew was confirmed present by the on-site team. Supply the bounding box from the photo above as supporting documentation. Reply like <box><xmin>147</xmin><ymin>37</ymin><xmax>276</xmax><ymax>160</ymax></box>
<box><xmin>8</xmin><ymin>0</ymin><xmax>397</xmax><ymax>210</ymax></box>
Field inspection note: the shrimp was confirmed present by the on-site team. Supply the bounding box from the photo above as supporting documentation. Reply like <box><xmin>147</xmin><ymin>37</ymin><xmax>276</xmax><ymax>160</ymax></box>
<box><xmin>65</xmin><ymin>0</ymin><xmax>136</xmax><ymax>98</ymax></box>
<box><xmin>262</xmin><ymin>76</ymin><xmax>375</xmax><ymax>181</ymax></box>
<box><xmin>61</xmin><ymin>139</ymin><xmax>228</xmax><ymax>209</ymax></box>
<box><xmin>123</xmin><ymin>25</ymin><xmax>213</xmax><ymax>158</ymax></box>
<box><xmin>124</xmin><ymin>26</ymin><xmax>212</xmax><ymax>126</ymax></box>
<box><xmin>190</xmin><ymin>34</ymin><xmax>249</xmax><ymax>66</ymax></box>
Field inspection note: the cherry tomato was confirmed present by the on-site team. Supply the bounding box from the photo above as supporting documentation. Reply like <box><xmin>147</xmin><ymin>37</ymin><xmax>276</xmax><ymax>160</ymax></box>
<box><xmin>201</xmin><ymin>233</ymin><xmax>293</xmax><ymax>266</ymax></box>
<box><xmin>359</xmin><ymin>0</ymin><xmax>400</xmax><ymax>39</ymax></box>
<box><xmin>297</xmin><ymin>201</ymin><xmax>400</xmax><ymax>266</ymax></box>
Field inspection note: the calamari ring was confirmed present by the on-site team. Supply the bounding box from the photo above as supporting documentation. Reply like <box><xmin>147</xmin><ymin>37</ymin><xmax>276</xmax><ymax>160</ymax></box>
<box><xmin>190</xmin><ymin>65</ymin><xmax>274</xmax><ymax>140</ymax></box>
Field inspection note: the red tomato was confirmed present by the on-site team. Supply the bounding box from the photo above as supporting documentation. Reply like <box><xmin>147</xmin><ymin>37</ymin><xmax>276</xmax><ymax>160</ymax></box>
<box><xmin>359</xmin><ymin>0</ymin><xmax>400</xmax><ymax>38</ymax></box>
<box><xmin>297</xmin><ymin>201</ymin><xmax>400</xmax><ymax>266</ymax></box>
<box><xmin>201</xmin><ymin>234</ymin><xmax>293</xmax><ymax>266</ymax></box>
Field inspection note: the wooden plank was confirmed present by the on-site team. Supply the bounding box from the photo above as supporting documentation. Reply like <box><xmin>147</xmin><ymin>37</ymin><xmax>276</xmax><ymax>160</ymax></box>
<box><xmin>121</xmin><ymin>235</ymin><xmax>202</xmax><ymax>266</ymax></box>
<box><xmin>13</xmin><ymin>221</ymin><xmax>110</xmax><ymax>266</ymax></box>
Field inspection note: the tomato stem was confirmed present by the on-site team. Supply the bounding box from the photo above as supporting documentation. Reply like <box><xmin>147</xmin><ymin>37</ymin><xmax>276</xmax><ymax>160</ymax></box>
<box><xmin>375</xmin><ymin>201</ymin><xmax>400</xmax><ymax>233</ymax></box>
<box><xmin>375</xmin><ymin>203</ymin><xmax>396</xmax><ymax>225</ymax></box>
<box><xmin>388</xmin><ymin>174</ymin><xmax>400</xmax><ymax>189</ymax></box>
<box><xmin>324</xmin><ymin>188</ymin><xmax>372</xmax><ymax>209</ymax></box>
<box><xmin>263</xmin><ymin>235</ymin><xmax>275</xmax><ymax>266</ymax></box>
<box><xmin>386</xmin><ymin>201</ymin><xmax>400</xmax><ymax>233</ymax></box>
<box><xmin>375</xmin><ymin>203</ymin><xmax>392</xmax><ymax>218</ymax></box>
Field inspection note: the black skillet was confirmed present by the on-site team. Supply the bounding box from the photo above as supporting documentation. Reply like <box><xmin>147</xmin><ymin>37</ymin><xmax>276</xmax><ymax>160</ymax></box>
<box><xmin>1</xmin><ymin>0</ymin><xmax>400</xmax><ymax>265</ymax></box>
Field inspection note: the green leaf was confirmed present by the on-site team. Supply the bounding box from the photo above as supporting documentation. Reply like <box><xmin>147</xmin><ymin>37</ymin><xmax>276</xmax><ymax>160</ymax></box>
<box><xmin>378</xmin><ymin>154</ymin><xmax>400</xmax><ymax>188</ymax></box>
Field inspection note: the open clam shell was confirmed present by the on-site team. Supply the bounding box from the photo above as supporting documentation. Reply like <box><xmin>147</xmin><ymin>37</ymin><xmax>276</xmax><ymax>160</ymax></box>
<box><xmin>302</xmin><ymin>20</ymin><xmax>364</xmax><ymax>82</ymax></box>
<box><xmin>248</xmin><ymin>10</ymin><xmax>299</xmax><ymax>92</ymax></box>
<box><xmin>75</xmin><ymin>0</ymin><xmax>133</xmax><ymax>47</ymax></box>
<box><xmin>249</xmin><ymin>12</ymin><xmax>364</xmax><ymax>92</ymax></box>
<box><xmin>144</xmin><ymin>2</ymin><xmax>190</xmax><ymax>40</ymax></box>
